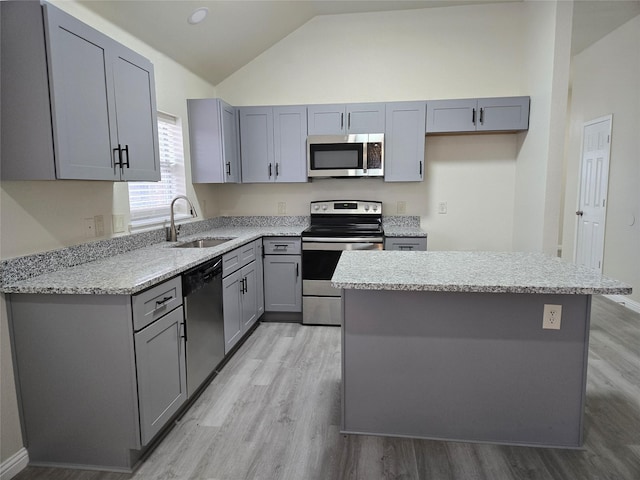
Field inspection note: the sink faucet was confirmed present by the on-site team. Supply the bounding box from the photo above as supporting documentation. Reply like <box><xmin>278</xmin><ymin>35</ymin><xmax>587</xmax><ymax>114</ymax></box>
<box><xmin>166</xmin><ymin>195</ymin><xmax>197</xmax><ymax>241</ymax></box>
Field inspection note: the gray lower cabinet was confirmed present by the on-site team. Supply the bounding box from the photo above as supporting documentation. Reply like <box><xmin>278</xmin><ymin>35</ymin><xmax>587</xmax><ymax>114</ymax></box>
<box><xmin>187</xmin><ymin>98</ymin><xmax>240</xmax><ymax>183</ymax></box>
<box><xmin>222</xmin><ymin>240</ymin><xmax>261</xmax><ymax>353</ymax></box>
<box><xmin>385</xmin><ymin>237</ymin><xmax>428</xmax><ymax>251</ymax></box>
<box><xmin>239</xmin><ymin>106</ymin><xmax>307</xmax><ymax>183</ymax></box>
<box><xmin>134</xmin><ymin>306</ymin><xmax>187</xmax><ymax>446</ymax></box>
<box><xmin>256</xmin><ymin>241</ymin><xmax>265</xmax><ymax>318</ymax></box>
<box><xmin>262</xmin><ymin>237</ymin><xmax>302</xmax><ymax>312</ymax></box>
<box><xmin>7</xmin><ymin>276</ymin><xmax>186</xmax><ymax>471</ymax></box>
<box><xmin>384</xmin><ymin>102</ymin><xmax>426</xmax><ymax>182</ymax></box>
<box><xmin>426</xmin><ymin>96</ymin><xmax>530</xmax><ymax>133</ymax></box>
<box><xmin>0</xmin><ymin>1</ymin><xmax>159</xmax><ymax>181</ymax></box>
<box><xmin>307</xmin><ymin>103</ymin><xmax>386</xmax><ymax>135</ymax></box>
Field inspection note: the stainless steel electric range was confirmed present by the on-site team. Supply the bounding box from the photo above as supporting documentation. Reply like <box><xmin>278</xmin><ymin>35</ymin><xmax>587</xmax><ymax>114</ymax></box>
<box><xmin>301</xmin><ymin>200</ymin><xmax>384</xmax><ymax>325</ymax></box>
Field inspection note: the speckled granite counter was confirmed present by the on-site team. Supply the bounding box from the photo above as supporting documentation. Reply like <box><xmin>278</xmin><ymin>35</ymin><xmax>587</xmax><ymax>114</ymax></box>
<box><xmin>382</xmin><ymin>216</ymin><xmax>426</xmax><ymax>237</ymax></box>
<box><xmin>332</xmin><ymin>251</ymin><xmax>631</xmax><ymax>295</ymax></box>
<box><xmin>1</xmin><ymin>225</ymin><xmax>305</xmax><ymax>295</ymax></box>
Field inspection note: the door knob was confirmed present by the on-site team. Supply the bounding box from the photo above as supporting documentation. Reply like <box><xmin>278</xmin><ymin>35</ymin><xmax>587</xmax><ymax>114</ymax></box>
<box><xmin>576</xmin><ymin>210</ymin><xmax>584</xmax><ymax>216</ymax></box>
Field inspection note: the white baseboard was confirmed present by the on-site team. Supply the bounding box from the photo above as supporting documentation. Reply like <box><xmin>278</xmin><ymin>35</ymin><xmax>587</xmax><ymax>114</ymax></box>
<box><xmin>604</xmin><ymin>294</ymin><xmax>640</xmax><ymax>314</ymax></box>
<box><xmin>0</xmin><ymin>448</ymin><xmax>28</xmax><ymax>480</ymax></box>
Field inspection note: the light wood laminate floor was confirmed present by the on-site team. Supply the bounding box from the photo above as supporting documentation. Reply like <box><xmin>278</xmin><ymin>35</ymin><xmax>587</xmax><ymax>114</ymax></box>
<box><xmin>13</xmin><ymin>296</ymin><xmax>640</xmax><ymax>479</ymax></box>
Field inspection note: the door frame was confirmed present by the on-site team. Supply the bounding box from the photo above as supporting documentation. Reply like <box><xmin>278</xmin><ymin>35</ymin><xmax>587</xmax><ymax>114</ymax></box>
<box><xmin>573</xmin><ymin>114</ymin><xmax>613</xmax><ymax>271</ymax></box>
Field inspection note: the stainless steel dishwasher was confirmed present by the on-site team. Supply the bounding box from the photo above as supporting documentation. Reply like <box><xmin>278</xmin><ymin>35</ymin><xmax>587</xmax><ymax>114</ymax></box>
<box><xmin>182</xmin><ymin>257</ymin><xmax>225</xmax><ymax>397</ymax></box>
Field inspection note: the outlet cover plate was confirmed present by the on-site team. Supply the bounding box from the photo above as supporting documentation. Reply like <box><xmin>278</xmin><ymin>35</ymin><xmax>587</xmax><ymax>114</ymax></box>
<box><xmin>543</xmin><ymin>304</ymin><xmax>562</xmax><ymax>330</ymax></box>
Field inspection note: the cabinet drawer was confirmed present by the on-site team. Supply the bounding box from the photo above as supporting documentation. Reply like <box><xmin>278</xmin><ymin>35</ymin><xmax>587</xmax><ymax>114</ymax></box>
<box><xmin>385</xmin><ymin>237</ymin><xmax>427</xmax><ymax>251</ymax></box>
<box><xmin>263</xmin><ymin>237</ymin><xmax>301</xmax><ymax>255</ymax></box>
<box><xmin>132</xmin><ymin>276</ymin><xmax>183</xmax><ymax>331</ymax></box>
<box><xmin>223</xmin><ymin>241</ymin><xmax>257</xmax><ymax>277</ymax></box>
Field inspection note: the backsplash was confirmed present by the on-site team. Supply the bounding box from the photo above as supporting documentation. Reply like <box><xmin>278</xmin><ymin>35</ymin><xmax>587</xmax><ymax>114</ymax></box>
<box><xmin>382</xmin><ymin>216</ymin><xmax>421</xmax><ymax>228</ymax></box>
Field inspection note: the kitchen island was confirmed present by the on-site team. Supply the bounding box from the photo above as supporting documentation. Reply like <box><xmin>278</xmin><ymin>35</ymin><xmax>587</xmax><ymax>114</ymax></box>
<box><xmin>332</xmin><ymin>251</ymin><xmax>632</xmax><ymax>448</ymax></box>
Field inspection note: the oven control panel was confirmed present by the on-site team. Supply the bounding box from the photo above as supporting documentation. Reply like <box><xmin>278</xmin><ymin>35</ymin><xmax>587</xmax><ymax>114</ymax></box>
<box><xmin>310</xmin><ymin>200</ymin><xmax>382</xmax><ymax>215</ymax></box>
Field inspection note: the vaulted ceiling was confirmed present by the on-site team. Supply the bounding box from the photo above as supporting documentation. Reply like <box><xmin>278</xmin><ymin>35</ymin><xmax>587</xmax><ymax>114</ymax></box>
<box><xmin>79</xmin><ymin>0</ymin><xmax>640</xmax><ymax>86</ymax></box>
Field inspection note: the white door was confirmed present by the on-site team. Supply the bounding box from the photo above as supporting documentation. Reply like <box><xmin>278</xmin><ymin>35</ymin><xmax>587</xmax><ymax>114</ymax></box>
<box><xmin>575</xmin><ymin>116</ymin><xmax>612</xmax><ymax>272</ymax></box>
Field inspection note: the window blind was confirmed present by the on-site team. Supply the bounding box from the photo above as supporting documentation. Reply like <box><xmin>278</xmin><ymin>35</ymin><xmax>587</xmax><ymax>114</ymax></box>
<box><xmin>129</xmin><ymin>112</ymin><xmax>187</xmax><ymax>227</ymax></box>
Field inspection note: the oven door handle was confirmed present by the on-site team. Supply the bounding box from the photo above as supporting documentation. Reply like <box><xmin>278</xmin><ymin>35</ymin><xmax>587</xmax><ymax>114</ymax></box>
<box><xmin>303</xmin><ymin>241</ymin><xmax>383</xmax><ymax>251</ymax></box>
<box><xmin>303</xmin><ymin>237</ymin><xmax>384</xmax><ymax>243</ymax></box>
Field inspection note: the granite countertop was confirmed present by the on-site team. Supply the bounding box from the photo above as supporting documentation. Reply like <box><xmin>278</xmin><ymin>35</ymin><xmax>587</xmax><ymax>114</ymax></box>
<box><xmin>331</xmin><ymin>251</ymin><xmax>632</xmax><ymax>295</ymax></box>
<box><xmin>2</xmin><ymin>226</ymin><xmax>305</xmax><ymax>295</ymax></box>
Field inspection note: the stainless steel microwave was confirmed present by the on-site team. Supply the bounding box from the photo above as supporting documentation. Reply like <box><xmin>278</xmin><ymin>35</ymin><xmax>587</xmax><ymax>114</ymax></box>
<box><xmin>307</xmin><ymin>134</ymin><xmax>384</xmax><ymax>178</ymax></box>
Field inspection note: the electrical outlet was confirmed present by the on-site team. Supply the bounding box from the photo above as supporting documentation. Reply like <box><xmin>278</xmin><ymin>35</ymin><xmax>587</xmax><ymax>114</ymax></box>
<box><xmin>277</xmin><ymin>202</ymin><xmax>286</xmax><ymax>214</ymax></box>
<box><xmin>543</xmin><ymin>304</ymin><xmax>562</xmax><ymax>330</ymax></box>
<box><xmin>438</xmin><ymin>202</ymin><xmax>448</xmax><ymax>214</ymax></box>
<box><xmin>397</xmin><ymin>201</ymin><xmax>407</xmax><ymax>215</ymax></box>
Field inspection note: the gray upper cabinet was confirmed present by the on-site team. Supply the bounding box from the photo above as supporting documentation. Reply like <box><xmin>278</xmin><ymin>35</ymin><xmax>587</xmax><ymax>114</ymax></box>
<box><xmin>110</xmin><ymin>43</ymin><xmax>161</xmax><ymax>181</ymax></box>
<box><xmin>307</xmin><ymin>103</ymin><xmax>386</xmax><ymax>135</ymax></box>
<box><xmin>476</xmin><ymin>97</ymin><xmax>530</xmax><ymax>132</ymax></box>
<box><xmin>187</xmin><ymin>98</ymin><xmax>240</xmax><ymax>183</ymax></box>
<box><xmin>0</xmin><ymin>2</ymin><xmax>159</xmax><ymax>181</ymax></box>
<box><xmin>426</xmin><ymin>96</ymin><xmax>530</xmax><ymax>134</ymax></box>
<box><xmin>384</xmin><ymin>102</ymin><xmax>426</xmax><ymax>182</ymax></box>
<box><xmin>240</xmin><ymin>106</ymin><xmax>307</xmax><ymax>183</ymax></box>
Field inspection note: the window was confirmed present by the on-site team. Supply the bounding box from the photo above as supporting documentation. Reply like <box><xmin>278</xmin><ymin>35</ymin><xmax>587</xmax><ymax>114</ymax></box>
<box><xmin>128</xmin><ymin>112</ymin><xmax>188</xmax><ymax>229</ymax></box>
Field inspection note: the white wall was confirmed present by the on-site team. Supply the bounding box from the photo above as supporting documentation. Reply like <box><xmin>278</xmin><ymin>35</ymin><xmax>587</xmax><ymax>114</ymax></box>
<box><xmin>512</xmin><ymin>0</ymin><xmax>572</xmax><ymax>254</ymax></box>
<box><xmin>215</xmin><ymin>2</ymin><xmax>565</xmax><ymax>252</ymax></box>
<box><xmin>0</xmin><ymin>1</ymin><xmax>216</xmax><ymax>466</ymax></box>
<box><xmin>562</xmin><ymin>15</ymin><xmax>640</xmax><ymax>304</ymax></box>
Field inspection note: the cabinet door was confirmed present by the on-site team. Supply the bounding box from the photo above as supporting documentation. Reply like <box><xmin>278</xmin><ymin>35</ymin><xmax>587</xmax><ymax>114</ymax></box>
<box><xmin>112</xmin><ymin>45</ymin><xmax>160</xmax><ymax>181</ymax></box>
<box><xmin>221</xmin><ymin>101</ymin><xmax>241</xmax><ymax>182</ymax></box>
<box><xmin>346</xmin><ymin>103</ymin><xmax>386</xmax><ymax>134</ymax></box>
<box><xmin>256</xmin><ymin>242</ymin><xmax>265</xmax><ymax>318</ymax></box>
<box><xmin>43</xmin><ymin>3</ymin><xmax>119</xmax><ymax>180</ymax></box>
<box><xmin>307</xmin><ymin>104</ymin><xmax>345</xmax><ymax>135</ymax></box>
<box><xmin>273</xmin><ymin>106</ymin><xmax>308</xmax><ymax>183</ymax></box>
<box><xmin>384</xmin><ymin>102</ymin><xmax>426</xmax><ymax>182</ymax></box>
<box><xmin>263</xmin><ymin>255</ymin><xmax>302</xmax><ymax>312</ymax></box>
<box><xmin>222</xmin><ymin>270</ymin><xmax>243</xmax><ymax>354</ymax></box>
<box><xmin>241</xmin><ymin>262</ymin><xmax>258</xmax><ymax>332</ymax></box>
<box><xmin>240</xmin><ymin>107</ymin><xmax>275</xmax><ymax>183</ymax></box>
<box><xmin>135</xmin><ymin>306</ymin><xmax>187</xmax><ymax>446</ymax></box>
<box><xmin>188</xmin><ymin>98</ymin><xmax>240</xmax><ymax>183</ymax></box>
<box><xmin>426</xmin><ymin>99</ymin><xmax>477</xmax><ymax>133</ymax></box>
<box><xmin>476</xmin><ymin>96</ymin><xmax>530</xmax><ymax>132</ymax></box>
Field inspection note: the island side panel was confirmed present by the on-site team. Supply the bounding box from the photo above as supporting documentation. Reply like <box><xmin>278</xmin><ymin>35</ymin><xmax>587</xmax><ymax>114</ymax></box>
<box><xmin>341</xmin><ymin>290</ymin><xmax>591</xmax><ymax>448</ymax></box>
<box><xmin>8</xmin><ymin>294</ymin><xmax>142</xmax><ymax>470</ymax></box>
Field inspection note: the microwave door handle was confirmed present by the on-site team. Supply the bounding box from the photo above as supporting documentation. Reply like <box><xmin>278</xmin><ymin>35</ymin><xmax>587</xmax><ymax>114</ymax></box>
<box><xmin>362</xmin><ymin>142</ymin><xmax>368</xmax><ymax>173</ymax></box>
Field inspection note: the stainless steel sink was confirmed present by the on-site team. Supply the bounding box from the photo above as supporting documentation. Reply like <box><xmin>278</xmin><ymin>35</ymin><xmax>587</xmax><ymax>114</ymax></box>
<box><xmin>173</xmin><ymin>238</ymin><xmax>233</xmax><ymax>249</ymax></box>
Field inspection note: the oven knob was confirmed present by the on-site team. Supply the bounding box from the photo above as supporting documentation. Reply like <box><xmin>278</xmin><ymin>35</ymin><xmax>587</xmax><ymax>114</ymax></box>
<box><xmin>313</xmin><ymin>205</ymin><xmax>320</xmax><ymax>211</ymax></box>
<box><xmin>322</xmin><ymin>204</ymin><xmax>328</xmax><ymax>211</ymax></box>
<box><xmin>364</xmin><ymin>204</ymin><xmax>370</xmax><ymax>211</ymax></box>
<box><xmin>372</xmin><ymin>205</ymin><xmax>378</xmax><ymax>211</ymax></box>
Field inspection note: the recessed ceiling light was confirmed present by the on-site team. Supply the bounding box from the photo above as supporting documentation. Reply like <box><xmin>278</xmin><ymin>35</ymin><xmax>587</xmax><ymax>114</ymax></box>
<box><xmin>188</xmin><ymin>7</ymin><xmax>209</xmax><ymax>25</ymax></box>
